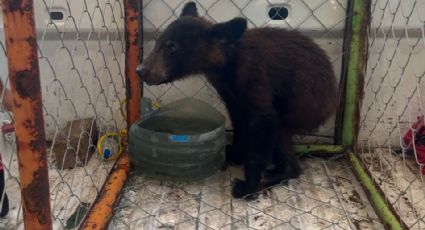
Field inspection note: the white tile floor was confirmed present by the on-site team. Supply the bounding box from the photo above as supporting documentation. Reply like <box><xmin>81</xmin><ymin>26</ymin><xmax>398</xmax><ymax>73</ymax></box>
<box><xmin>360</xmin><ymin>149</ymin><xmax>425</xmax><ymax>229</ymax></box>
<box><xmin>109</xmin><ymin>156</ymin><xmax>384</xmax><ymax>230</ymax></box>
<box><xmin>2</xmin><ymin>145</ymin><xmax>424</xmax><ymax>230</ymax></box>
<box><xmin>0</xmin><ymin>135</ymin><xmax>114</xmax><ymax>230</ymax></box>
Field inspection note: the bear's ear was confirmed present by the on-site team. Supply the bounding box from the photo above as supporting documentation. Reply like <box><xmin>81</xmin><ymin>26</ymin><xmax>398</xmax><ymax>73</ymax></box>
<box><xmin>209</xmin><ymin>17</ymin><xmax>247</xmax><ymax>43</ymax></box>
<box><xmin>180</xmin><ymin>2</ymin><xmax>198</xmax><ymax>17</ymax></box>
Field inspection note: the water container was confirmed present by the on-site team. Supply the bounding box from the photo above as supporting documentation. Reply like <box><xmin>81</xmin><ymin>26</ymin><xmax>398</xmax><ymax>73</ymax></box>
<box><xmin>128</xmin><ymin>98</ymin><xmax>226</xmax><ymax>181</ymax></box>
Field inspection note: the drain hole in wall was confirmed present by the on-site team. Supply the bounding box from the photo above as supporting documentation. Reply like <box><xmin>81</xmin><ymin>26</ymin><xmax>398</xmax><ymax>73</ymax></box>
<box><xmin>50</xmin><ymin>11</ymin><xmax>64</xmax><ymax>21</ymax></box>
<box><xmin>268</xmin><ymin>6</ymin><xmax>288</xmax><ymax>20</ymax></box>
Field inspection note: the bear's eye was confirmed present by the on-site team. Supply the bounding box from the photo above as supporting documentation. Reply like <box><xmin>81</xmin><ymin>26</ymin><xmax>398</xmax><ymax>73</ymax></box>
<box><xmin>165</xmin><ymin>41</ymin><xmax>178</xmax><ymax>53</ymax></box>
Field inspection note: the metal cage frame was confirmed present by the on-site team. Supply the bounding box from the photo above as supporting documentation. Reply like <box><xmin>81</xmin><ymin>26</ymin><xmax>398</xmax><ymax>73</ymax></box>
<box><xmin>0</xmin><ymin>0</ymin><xmax>406</xmax><ymax>229</ymax></box>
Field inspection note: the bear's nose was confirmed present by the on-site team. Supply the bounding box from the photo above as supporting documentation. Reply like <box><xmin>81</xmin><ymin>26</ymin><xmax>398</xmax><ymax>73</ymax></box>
<box><xmin>136</xmin><ymin>63</ymin><xmax>144</xmax><ymax>74</ymax></box>
<box><xmin>136</xmin><ymin>63</ymin><xmax>148</xmax><ymax>78</ymax></box>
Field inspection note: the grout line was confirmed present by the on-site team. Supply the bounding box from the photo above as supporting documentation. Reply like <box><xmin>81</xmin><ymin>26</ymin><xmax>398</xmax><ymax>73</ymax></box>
<box><xmin>322</xmin><ymin>161</ymin><xmax>355</xmax><ymax>230</ymax></box>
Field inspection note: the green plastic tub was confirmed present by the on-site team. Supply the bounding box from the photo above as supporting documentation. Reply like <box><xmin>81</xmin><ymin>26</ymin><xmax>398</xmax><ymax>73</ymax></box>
<box><xmin>128</xmin><ymin>98</ymin><xmax>226</xmax><ymax>181</ymax></box>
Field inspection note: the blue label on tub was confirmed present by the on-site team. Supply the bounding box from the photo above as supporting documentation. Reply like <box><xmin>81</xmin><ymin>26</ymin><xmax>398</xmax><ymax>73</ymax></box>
<box><xmin>170</xmin><ymin>135</ymin><xmax>190</xmax><ymax>142</ymax></box>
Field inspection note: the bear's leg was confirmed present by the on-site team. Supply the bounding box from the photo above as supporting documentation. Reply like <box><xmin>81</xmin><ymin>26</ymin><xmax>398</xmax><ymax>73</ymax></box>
<box><xmin>225</xmin><ymin>108</ymin><xmax>245</xmax><ymax>165</ymax></box>
<box><xmin>232</xmin><ymin>113</ymin><xmax>278</xmax><ymax>199</ymax></box>
<box><xmin>225</xmin><ymin>145</ymin><xmax>243</xmax><ymax>165</ymax></box>
<box><xmin>225</xmin><ymin>124</ymin><xmax>245</xmax><ymax>165</ymax></box>
<box><xmin>263</xmin><ymin>131</ymin><xmax>301</xmax><ymax>188</ymax></box>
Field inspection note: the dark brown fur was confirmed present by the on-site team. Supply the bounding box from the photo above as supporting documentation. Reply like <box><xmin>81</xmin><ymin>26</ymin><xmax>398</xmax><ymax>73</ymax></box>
<box><xmin>137</xmin><ymin>2</ymin><xmax>337</xmax><ymax>199</ymax></box>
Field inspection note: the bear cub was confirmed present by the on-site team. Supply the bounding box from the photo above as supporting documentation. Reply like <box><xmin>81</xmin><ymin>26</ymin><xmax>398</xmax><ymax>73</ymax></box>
<box><xmin>137</xmin><ymin>2</ymin><xmax>338</xmax><ymax>199</ymax></box>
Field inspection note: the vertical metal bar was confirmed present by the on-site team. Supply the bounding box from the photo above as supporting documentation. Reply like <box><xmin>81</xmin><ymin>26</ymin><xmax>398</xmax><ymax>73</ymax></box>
<box><xmin>342</xmin><ymin>0</ymin><xmax>406</xmax><ymax>229</ymax></box>
<box><xmin>341</xmin><ymin>0</ymin><xmax>369</xmax><ymax>148</ymax></box>
<box><xmin>80</xmin><ymin>0</ymin><xmax>141</xmax><ymax>229</ymax></box>
<box><xmin>334</xmin><ymin>0</ymin><xmax>355</xmax><ymax>145</ymax></box>
<box><xmin>0</xmin><ymin>0</ymin><xmax>53</xmax><ymax>229</ymax></box>
<box><xmin>125</xmin><ymin>0</ymin><xmax>142</xmax><ymax>124</ymax></box>
<box><xmin>137</xmin><ymin>0</ymin><xmax>144</xmax><ymax>66</ymax></box>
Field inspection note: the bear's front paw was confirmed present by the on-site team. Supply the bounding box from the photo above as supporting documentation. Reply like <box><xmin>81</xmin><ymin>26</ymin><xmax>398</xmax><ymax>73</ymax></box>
<box><xmin>232</xmin><ymin>179</ymin><xmax>257</xmax><ymax>200</ymax></box>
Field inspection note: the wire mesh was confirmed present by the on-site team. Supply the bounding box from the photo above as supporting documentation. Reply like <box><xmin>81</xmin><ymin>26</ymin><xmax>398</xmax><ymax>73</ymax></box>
<box><xmin>110</xmin><ymin>157</ymin><xmax>384</xmax><ymax>230</ymax></box>
<box><xmin>109</xmin><ymin>1</ymin><xmax>385</xmax><ymax>229</ymax></box>
<box><xmin>358</xmin><ymin>0</ymin><xmax>425</xmax><ymax>228</ymax></box>
<box><xmin>140</xmin><ymin>0</ymin><xmax>349</xmax><ymax>145</ymax></box>
<box><xmin>6</xmin><ymin>0</ymin><xmax>425</xmax><ymax>229</ymax></box>
<box><xmin>0</xmin><ymin>0</ymin><xmax>127</xmax><ymax>229</ymax></box>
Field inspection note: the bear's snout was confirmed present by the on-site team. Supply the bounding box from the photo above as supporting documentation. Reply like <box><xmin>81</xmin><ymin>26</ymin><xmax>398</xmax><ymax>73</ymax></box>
<box><xmin>136</xmin><ymin>63</ymin><xmax>153</xmax><ymax>84</ymax></box>
<box><xmin>136</xmin><ymin>63</ymin><xmax>147</xmax><ymax>78</ymax></box>
<box><xmin>136</xmin><ymin>63</ymin><xmax>167</xmax><ymax>86</ymax></box>
<box><xmin>135</xmin><ymin>63</ymin><xmax>153</xmax><ymax>85</ymax></box>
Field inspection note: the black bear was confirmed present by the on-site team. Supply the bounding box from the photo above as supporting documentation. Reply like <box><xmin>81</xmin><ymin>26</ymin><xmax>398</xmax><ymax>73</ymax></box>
<box><xmin>137</xmin><ymin>2</ymin><xmax>338</xmax><ymax>199</ymax></box>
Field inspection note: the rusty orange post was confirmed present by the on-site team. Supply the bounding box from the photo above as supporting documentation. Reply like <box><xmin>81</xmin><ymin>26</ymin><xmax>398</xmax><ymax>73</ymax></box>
<box><xmin>1</xmin><ymin>0</ymin><xmax>53</xmax><ymax>229</ymax></box>
<box><xmin>80</xmin><ymin>155</ymin><xmax>131</xmax><ymax>229</ymax></box>
<box><xmin>80</xmin><ymin>0</ymin><xmax>141</xmax><ymax>229</ymax></box>
<box><xmin>124</xmin><ymin>0</ymin><xmax>142</xmax><ymax>123</ymax></box>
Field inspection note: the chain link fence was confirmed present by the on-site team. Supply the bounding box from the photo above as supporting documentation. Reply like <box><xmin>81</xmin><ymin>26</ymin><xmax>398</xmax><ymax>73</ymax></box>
<box><xmin>109</xmin><ymin>1</ymin><xmax>386</xmax><ymax>229</ymax></box>
<box><xmin>110</xmin><ymin>157</ymin><xmax>383</xmax><ymax>229</ymax></box>
<box><xmin>358</xmin><ymin>0</ymin><xmax>425</xmax><ymax>228</ymax></box>
<box><xmin>0</xmin><ymin>0</ymin><xmax>126</xmax><ymax>229</ymax></box>
<box><xmin>3</xmin><ymin>0</ymin><xmax>424</xmax><ymax>229</ymax></box>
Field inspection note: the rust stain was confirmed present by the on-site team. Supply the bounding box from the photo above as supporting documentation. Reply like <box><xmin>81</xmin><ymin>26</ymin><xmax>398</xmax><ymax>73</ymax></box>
<box><xmin>14</xmin><ymin>70</ymin><xmax>40</xmax><ymax>99</ymax></box>
<box><xmin>30</xmin><ymin>108</ymin><xmax>47</xmax><ymax>152</ymax></box>
<box><xmin>126</xmin><ymin>0</ymin><xmax>139</xmax><ymax>12</ymax></box>
<box><xmin>80</xmin><ymin>154</ymin><xmax>130</xmax><ymax>229</ymax></box>
<box><xmin>1</xmin><ymin>0</ymin><xmax>53</xmax><ymax>229</ymax></box>
<box><xmin>80</xmin><ymin>1</ymin><xmax>140</xmax><ymax>228</ymax></box>
<box><xmin>13</xmin><ymin>98</ymin><xmax>22</xmax><ymax>107</ymax></box>
<box><xmin>124</xmin><ymin>0</ymin><xmax>142</xmax><ymax>125</ymax></box>
<box><xmin>23</xmin><ymin>168</ymin><xmax>50</xmax><ymax>224</ymax></box>
<box><xmin>22</xmin><ymin>119</ymin><xmax>32</xmax><ymax>129</ymax></box>
<box><xmin>5</xmin><ymin>0</ymin><xmax>23</xmax><ymax>12</ymax></box>
<box><xmin>352</xmin><ymin>0</ymin><xmax>371</xmax><ymax>147</ymax></box>
<box><xmin>131</xmin><ymin>34</ymin><xmax>138</xmax><ymax>46</ymax></box>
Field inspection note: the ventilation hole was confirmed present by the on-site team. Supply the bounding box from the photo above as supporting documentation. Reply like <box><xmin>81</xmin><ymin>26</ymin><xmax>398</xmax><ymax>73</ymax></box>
<box><xmin>50</xmin><ymin>11</ymin><xmax>64</xmax><ymax>20</ymax></box>
<box><xmin>268</xmin><ymin>6</ymin><xmax>289</xmax><ymax>20</ymax></box>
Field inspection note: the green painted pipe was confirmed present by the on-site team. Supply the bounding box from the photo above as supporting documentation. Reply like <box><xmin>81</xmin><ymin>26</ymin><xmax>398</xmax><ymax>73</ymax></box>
<box><xmin>348</xmin><ymin>151</ymin><xmax>404</xmax><ymax>229</ymax></box>
<box><xmin>341</xmin><ymin>0</ymin><xmax>405</xmax><ymax>228</ymax></box>
<box><xmin>295</xmin><ymin>144</ymin><xmax>343</xmax><ymax>155</ymax></box>
<box><xmin>341</xmin><ymin>0</ymin><xmax>368</xmax><ymax>148</ymax></box>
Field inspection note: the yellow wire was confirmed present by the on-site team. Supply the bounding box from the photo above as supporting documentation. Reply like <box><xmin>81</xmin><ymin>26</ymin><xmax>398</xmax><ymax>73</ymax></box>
<box><xmin>97</xmin><ymin>129</ymin><xmax>127</xmax><ymax>161</ymax></box>
<box><xmin>102</xmin><ymin>99</ymin><xmax>160</xmax><ymax>161</ymax></box>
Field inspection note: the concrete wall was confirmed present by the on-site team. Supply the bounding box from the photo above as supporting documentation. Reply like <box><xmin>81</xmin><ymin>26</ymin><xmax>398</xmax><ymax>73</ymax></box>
<box><xmin>1</xmin><ymin>0</ymin><xmax>418</xmax><ymax>147</ymax></box>
<box><xmin>0</xmin><ymin>0</ymin><xmax>127</xmax><ymax>140</ymax></box>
